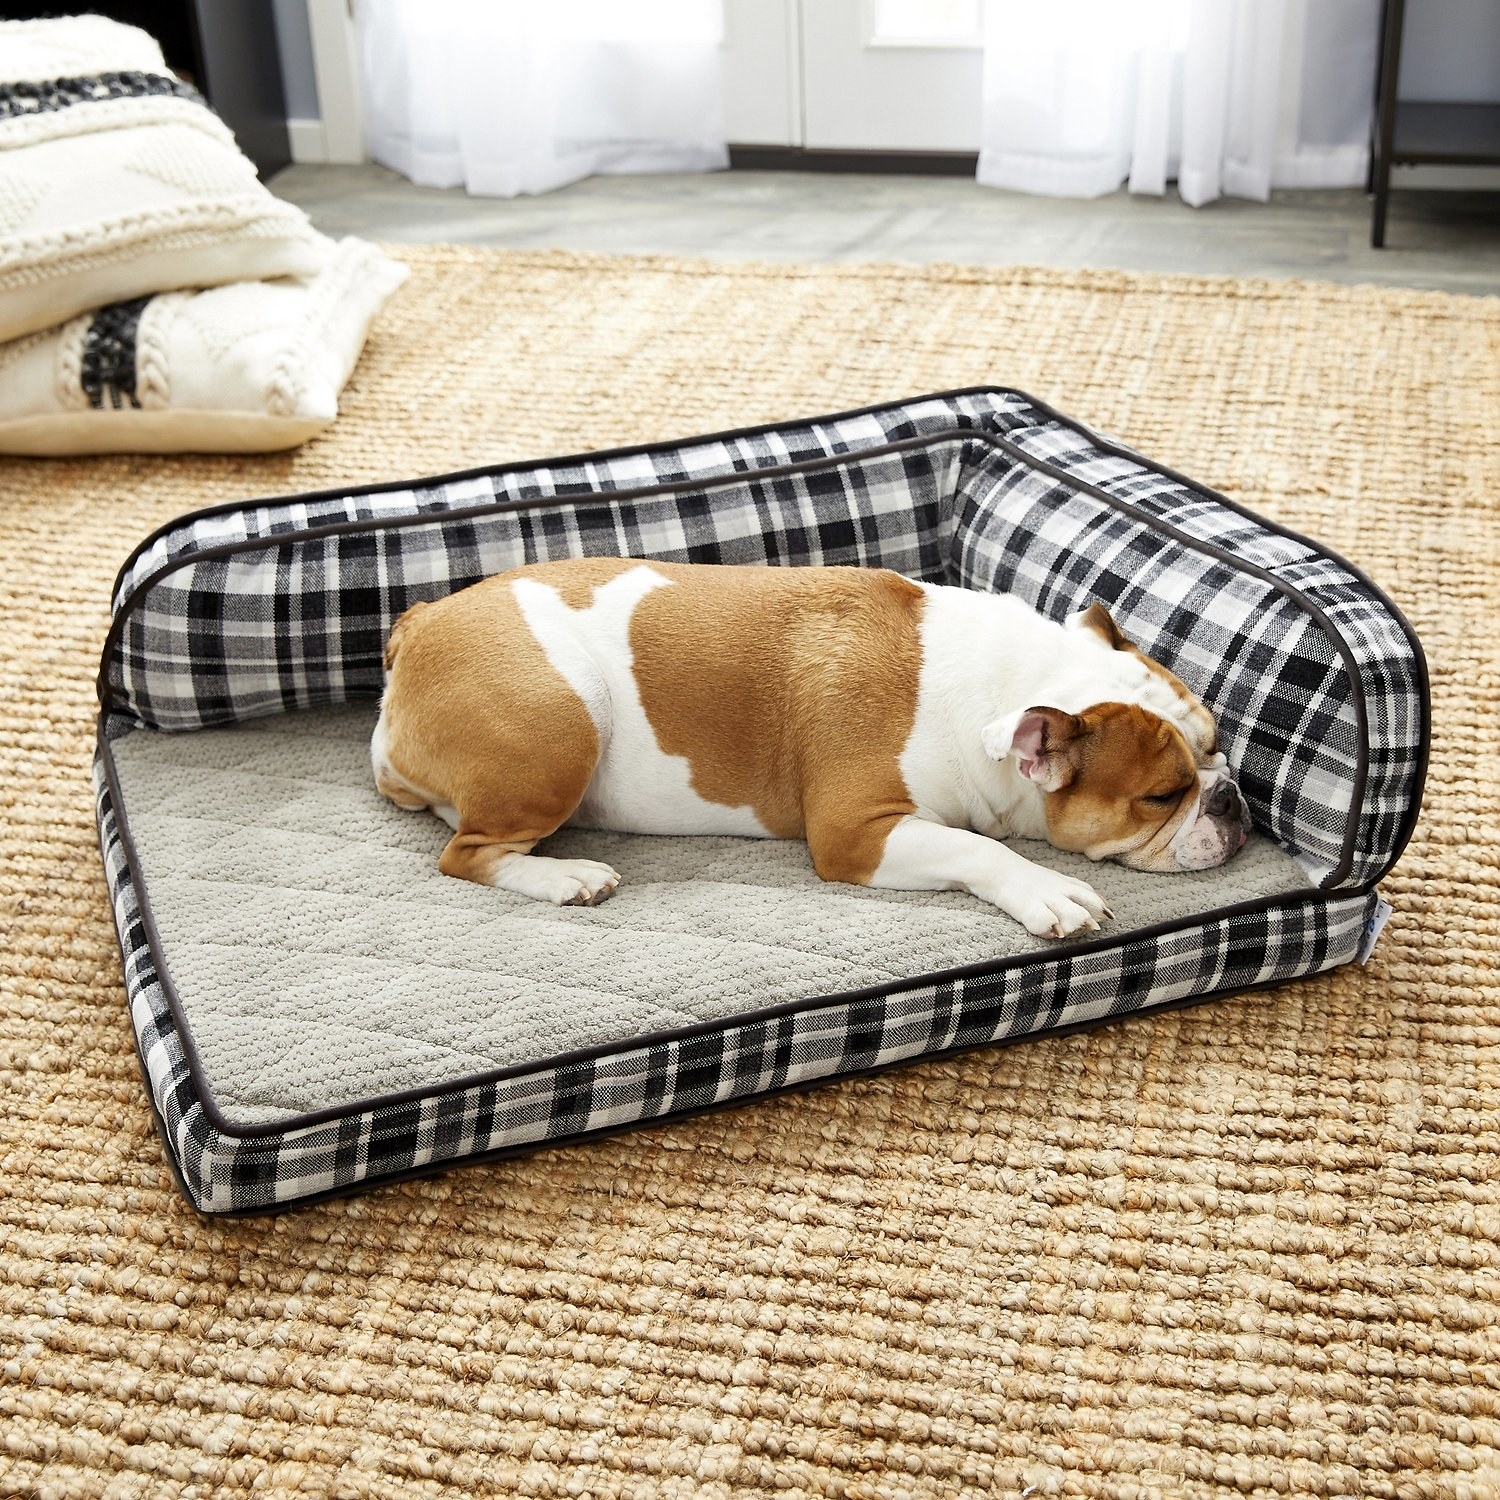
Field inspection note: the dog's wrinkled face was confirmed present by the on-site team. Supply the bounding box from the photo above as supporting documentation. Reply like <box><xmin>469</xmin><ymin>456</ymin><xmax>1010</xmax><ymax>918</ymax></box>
<box><xmin>993</xmin><ymin>701</ymin><xmax>1250</xmax><ymax>871</ymax></box>
<box><xmin>981</xmin><ymin>606</ymin><xmax>1251</xmax><ymax>872</ymax></box>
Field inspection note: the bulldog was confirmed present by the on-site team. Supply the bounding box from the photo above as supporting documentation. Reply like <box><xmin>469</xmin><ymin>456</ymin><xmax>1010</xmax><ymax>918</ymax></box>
<box><xmin>372</xmin><ymin>559</ymin><xmax>1250</xmax><ymax>939</ymax></box>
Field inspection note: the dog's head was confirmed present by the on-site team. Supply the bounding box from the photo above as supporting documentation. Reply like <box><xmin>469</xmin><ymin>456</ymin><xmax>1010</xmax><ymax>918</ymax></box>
<box><xmin>980</xmin><ymin>605</ymin><xmax>1250</xmax><ymax>872</ymax></box>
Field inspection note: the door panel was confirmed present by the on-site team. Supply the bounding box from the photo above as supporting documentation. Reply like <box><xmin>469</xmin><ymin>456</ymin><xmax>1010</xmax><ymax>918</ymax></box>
<box><xmin>799</xmin><ymin>0</ymin><xmax>983</xmax><ymax>151</ymax></box>
<box><xmin>723</xmin><ymin>0</ymin><xmax>802</xmax><ymax>146</ymax></box>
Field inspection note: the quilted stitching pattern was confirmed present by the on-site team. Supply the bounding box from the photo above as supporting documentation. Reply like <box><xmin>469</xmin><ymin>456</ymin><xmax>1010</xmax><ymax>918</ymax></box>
<box><xmin>95</xmin><ymin>745</ymin><xmax>1375</xmax><ymax>1214</ymax></box>
<box><xmin>109</xmin><ymin>704</ymin><xmax>1312</xmax><ymax>1128</ymax></box>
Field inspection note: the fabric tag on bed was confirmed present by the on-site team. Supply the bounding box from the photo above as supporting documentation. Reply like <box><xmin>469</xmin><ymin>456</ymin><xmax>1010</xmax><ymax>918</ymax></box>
<box><xmin>1358</xmin><ymin>897</ymin><xmax>1394</xmax><ymax>965</ymax></box>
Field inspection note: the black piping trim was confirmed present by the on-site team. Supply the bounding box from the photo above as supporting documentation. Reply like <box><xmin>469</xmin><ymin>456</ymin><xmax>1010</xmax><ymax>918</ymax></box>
<box><xmin>102</xmin><ymin>713</ymin><xmax>1357</xmax><ymax>1146</ymax></box>
<box><xmin>98</xmin><ymin>397</ymin><xmax>1424</xmax><ymax>888</ymax></box>
<box><xmin>139</xmin><ymin>927</ymin><xmax>1376</xmax><ymax>1220</ymax></box>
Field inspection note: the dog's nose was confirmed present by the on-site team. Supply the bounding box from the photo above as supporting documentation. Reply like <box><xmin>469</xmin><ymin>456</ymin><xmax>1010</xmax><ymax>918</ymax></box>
<box><xmin>1204</xmin><ymin>779</ymin><xmax>1241</xmax><ymax>820</ymax></box>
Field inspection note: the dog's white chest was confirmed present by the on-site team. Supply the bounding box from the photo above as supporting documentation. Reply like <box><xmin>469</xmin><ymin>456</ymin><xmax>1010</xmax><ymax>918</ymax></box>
<box><xmin>898</xmin><ymin>584</ymin><xmax>1049</xmax><ymax>840</ymax></box>
<box><xmin>512</xmin><ymin>567</ymin><xmax>771</xmax><ymax>837</ymax></box>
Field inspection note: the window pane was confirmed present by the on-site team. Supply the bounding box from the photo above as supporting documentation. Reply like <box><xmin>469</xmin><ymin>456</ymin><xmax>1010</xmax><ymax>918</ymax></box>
<box><xmin>871</xmin><ymin>0</ymin><xmax>982</xmax><ymax>43</ymax></box>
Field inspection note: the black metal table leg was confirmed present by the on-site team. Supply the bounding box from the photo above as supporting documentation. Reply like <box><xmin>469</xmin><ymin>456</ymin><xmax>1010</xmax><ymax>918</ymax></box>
<box><xmin>1371</xmin><ymin>0</ymin><xmax>1406</xmax><ymax>249</ymax></box>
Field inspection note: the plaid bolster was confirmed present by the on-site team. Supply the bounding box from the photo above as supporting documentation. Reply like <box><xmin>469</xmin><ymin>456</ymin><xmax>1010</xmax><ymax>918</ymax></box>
<box><xmin>100</xmin><ymin>389</ymin><xmax>1421</xmax><ymax>883</ymax></box>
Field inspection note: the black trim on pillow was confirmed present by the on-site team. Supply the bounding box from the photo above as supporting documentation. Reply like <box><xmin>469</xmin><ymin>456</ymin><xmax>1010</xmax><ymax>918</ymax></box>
<box><xmin>81</xmin><ymin>296</ymin><xmax>152</xmax><ymax>410</ymax></box>
<box><xmin>0</xmin><ymin>70</ymin><xmax>205</xmax><ymax>120</ymax></box>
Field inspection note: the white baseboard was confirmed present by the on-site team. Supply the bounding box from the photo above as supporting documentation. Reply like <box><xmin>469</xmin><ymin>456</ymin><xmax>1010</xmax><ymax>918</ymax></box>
<box><xmin>285</xmin><ymin>117</ymin><xmax>327</xmax><ymax>165</ymax></box>
<box><xmin>288</xmin><ymin>116</ymin><xmax>366</xmax><ymax>167</ymax></box>
<box><xmin>288</xmin><ymin>117</ymin><xmax>329</xmax><ymax>164</ymax></box>
<box><xmin>307</xmin><ymin>0</ymin><xmax>367</xmax><ymax>164</ymax></box>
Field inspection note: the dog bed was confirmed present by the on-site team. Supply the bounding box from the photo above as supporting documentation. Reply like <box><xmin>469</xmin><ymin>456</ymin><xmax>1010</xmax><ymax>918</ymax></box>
<box><xmin>95</xmin><ymin>388</ymin><xmax>1428</xmax><ymax>1214</ymax></box>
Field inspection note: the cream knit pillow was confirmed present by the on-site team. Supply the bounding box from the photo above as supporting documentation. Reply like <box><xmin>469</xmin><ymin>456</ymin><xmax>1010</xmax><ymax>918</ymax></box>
<box><xmin>0</xmin><ymin>16</ymin><xmax>328</xmax><ymax>342</ymax></box>
<box><xmin>0</xmin><ymin>237</ymin><xmax>409</xmax><ymax>455</ymax></box>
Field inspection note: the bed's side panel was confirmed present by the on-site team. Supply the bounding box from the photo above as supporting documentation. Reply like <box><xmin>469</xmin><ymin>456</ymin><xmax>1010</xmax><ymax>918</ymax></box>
<box><xmin>104</xmin><ymin>437</ymin><xmax>970</xmax><ymax>733</ymax></box>
<box><xmin>94</xmin><ymin>755</ymin><xmax>216</xmax><ymax>1202</ymax></box>
<box><xmin>96</xmin><ymin>737</ymin><xmax>1375</xmax><ymax>1213</ymax></box>
<box><xmin>949</xmin><ymin>418</ymin><xmax>1425</xmax><ymax>889</ymax></box>
<box><xmin>109</xmin><ymin>392</ymin><xmax>1033</xmax><ymax>612</ymax></box>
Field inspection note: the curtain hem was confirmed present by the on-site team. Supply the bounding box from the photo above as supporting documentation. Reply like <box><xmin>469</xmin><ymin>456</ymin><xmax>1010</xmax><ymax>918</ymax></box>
<box><xmin>976</xmin><ymin>149</ymin><xmax>1129</xmax><ymax>200</ymax></box>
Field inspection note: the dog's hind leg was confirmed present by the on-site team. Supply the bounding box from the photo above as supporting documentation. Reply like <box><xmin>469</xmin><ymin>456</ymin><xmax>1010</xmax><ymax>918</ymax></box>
<box><xmin>441</xmin><ymin>832</ymin><xmax>620</xmax><ymax>905</ymax></box>
<box><xmin>425</xmin><ymin>714</ymin><xmax>619</xmax><ymax>904</ymax></box>
<box><xmin>377</xmin><ymin>581</ymin><xmax>620</xmax><ymax>905</ymax></box>
<box><xmin>428</xmin><ymin>733</ymin><xmax>620</xmax><ymax>906</ymax></box>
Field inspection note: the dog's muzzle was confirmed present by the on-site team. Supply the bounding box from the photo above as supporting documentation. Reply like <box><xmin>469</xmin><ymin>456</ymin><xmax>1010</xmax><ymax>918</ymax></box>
<box><xmin>1171</xmin><ymin>771</ymin><xmax>1252</xmax><ymax>871</ymax></box>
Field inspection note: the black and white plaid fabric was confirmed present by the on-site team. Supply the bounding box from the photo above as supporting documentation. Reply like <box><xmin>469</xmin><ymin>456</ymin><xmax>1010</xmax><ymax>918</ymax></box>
<box><xmin>95</xmin><ymin>757</ymin><xmax>1379</xmax><ymax>1216</ymax></box>
<box><xmin>94</xmin><ymin>387</ymin><xmax>1427</xmax><ymax>1213</ymax></box>
<box><xmin>105</xmin><ymin>388</ymin><xmax>1424</xmax><ymax>888</ymax></box>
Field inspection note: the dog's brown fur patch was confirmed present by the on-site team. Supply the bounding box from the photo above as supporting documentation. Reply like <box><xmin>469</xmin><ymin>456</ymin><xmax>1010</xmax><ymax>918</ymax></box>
<box><xmin>1040</xmin><ymin>701</ymin><xmax>1200</xmax><ymax>857</ymax></box>
<box><xmin>378</xmin><ymin>560</ymin><xmax>927</xmax><ymax>888</ymax></box>
<box><xmin>627</xmin><ymin>563</ymin><xmax>925</xmax><ymax>879</ymax></box>
<box><xmin>378</xmin><ymin>577</ymin><xmax>603</xmax><ymax>885</ymax></box>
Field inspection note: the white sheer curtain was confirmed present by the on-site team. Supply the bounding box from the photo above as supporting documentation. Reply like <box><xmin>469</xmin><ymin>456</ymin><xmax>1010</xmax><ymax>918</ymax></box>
<box><xmin>977</xmin><ymin>0</ymin><xmax>1381</xmax><ymax>205</ymax></box>
<box><xmin>356</xmin><ymin>0</ymin><xmax>728</xmax><ymax>199</ymax></box>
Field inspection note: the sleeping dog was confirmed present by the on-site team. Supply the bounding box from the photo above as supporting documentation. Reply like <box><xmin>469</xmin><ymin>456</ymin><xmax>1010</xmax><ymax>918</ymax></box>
<box><xmin>372</xmin><ymin>559</ymin><xmax>1250</xmax><ymax>938</ymax></box>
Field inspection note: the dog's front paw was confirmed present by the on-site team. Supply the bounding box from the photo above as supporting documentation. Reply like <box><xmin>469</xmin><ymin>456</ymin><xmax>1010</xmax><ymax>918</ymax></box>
<box><xmin>496</xmin><ymin>855</ymin><xmax>621</xmax><ymax>906</ymax></box>
<box><xmin>550</xmin><ymin>859</ymin><xmax>622</xmax><ymax>907</ymax></box>
<box><xmin>1006</xmin><ymin>871</ymin><xmax>1113</xmax><ymax>939</ymax></box>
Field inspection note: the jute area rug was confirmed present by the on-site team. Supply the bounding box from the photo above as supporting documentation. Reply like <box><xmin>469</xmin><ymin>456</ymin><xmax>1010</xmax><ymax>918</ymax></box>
<box><xmin>1</xmin><ymin>247</ymin><xmax>1496</xmax><ymax>1500</ymax></box>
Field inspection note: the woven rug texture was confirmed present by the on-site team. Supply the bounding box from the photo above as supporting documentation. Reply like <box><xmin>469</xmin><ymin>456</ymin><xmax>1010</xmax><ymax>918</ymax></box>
<box><xmin>1</xmin><ymin>246</ymin><xmax>1496</xmax><ymax>1500</ymax></box>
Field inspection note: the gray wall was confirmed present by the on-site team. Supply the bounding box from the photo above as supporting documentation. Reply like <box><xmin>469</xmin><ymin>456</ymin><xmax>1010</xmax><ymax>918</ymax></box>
<box><xmin>1398</xmin><ymin>0</ymin><xmax>1500</xmax><ymax>103</ymax></box>
<box><xmin>272</xmin><ymin>0</ymin><xmax>320</xmax><ymax>119</ymax></box>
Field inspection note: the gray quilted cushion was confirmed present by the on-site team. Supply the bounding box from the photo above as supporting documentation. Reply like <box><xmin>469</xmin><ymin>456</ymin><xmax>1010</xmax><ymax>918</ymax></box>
<box><xmin>108</xmin><ymin>705</ymin><xmax>1311</xmax><ymax>1127</ymax></box>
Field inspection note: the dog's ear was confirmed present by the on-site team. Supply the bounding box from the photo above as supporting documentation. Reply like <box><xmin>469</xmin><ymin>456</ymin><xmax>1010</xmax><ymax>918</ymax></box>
<box><xmin>1069</xmin><ymin>601</ymin><xmax>1131</xmax><ymax>651</ymax></box>
<box><xmin>980</xmin><ymin>706</ymin><xmax>1088</xmax><ymax>791</ymax></box>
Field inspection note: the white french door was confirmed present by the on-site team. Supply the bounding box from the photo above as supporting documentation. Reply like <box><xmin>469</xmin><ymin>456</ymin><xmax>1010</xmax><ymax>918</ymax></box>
<box><xmin>308</xmin><ymin>0</ymin><xmax>986</xmax><ymax>165</ymax></box>
<box><xmin>721</xmin><ymin>0</ymin><xmax>802</xmax><ymax>149</ymax></box>
<box><xmin>723</xmin><ymin>0</ymin><xmax>984</xmax><ymax>152</ymax></box>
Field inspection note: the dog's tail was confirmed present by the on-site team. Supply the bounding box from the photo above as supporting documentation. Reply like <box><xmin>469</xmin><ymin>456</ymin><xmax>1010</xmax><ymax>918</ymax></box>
<box><xmin>383</xmin><ymin>600</ymin><xmax>430</xmax><ymax>673</ymax></box>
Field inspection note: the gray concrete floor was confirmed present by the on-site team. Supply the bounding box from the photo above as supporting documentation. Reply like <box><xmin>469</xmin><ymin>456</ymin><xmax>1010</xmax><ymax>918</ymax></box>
<box><xmin>270</xmin><ymin>162</ymin><xmax>1500</xmax><ymax>296</ymax></box>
